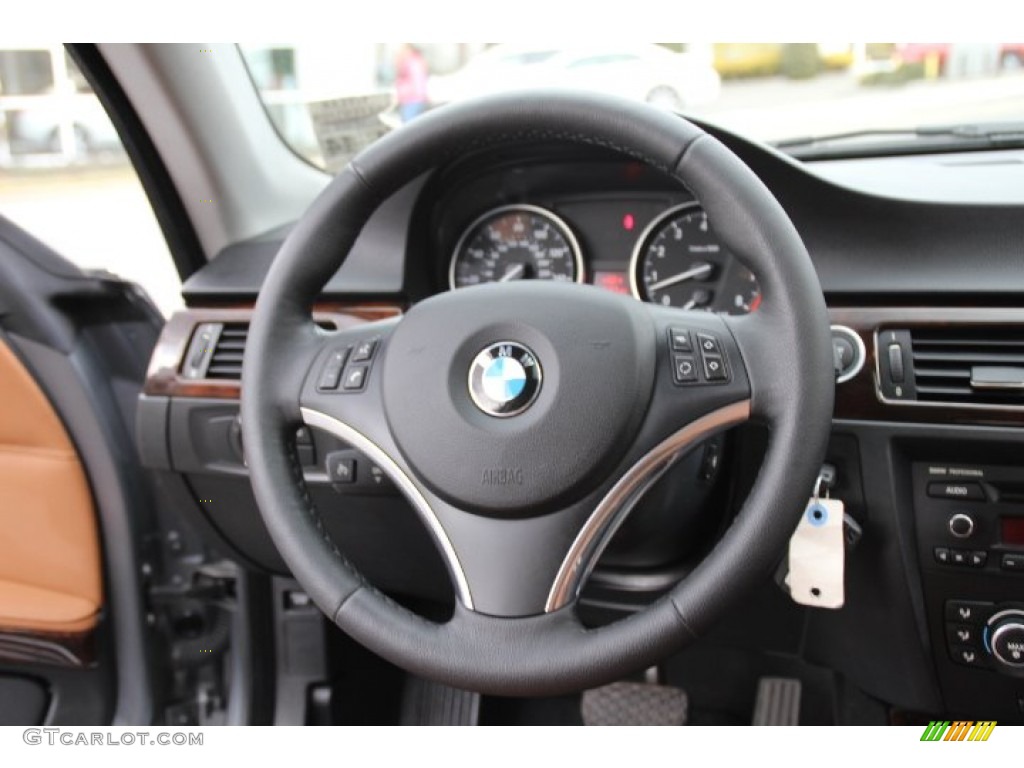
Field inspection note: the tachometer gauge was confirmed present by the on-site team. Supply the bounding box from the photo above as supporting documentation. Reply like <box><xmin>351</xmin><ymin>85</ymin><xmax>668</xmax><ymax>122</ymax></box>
<box><xmin>449</xmin><ymin>205</ymin><xmax>584</xmax><ymax>289</ymax></box>
<box><xmin>629</xmin><ymin>202</ymin><xmax>760</xmax><ymax>315</ymax></box>
<box><xmin>722</xmin><ymin>265</ymin><xmax>762</xmax><ymax>314</ymax></box>
<box><xmin>630</xmin><ymin>203</ymin><xmax>725</xmax><ymax>309</ymax></box>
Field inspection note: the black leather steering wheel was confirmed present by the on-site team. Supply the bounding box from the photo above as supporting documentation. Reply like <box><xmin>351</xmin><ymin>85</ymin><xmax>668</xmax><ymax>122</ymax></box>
<box><xmin>241</xmin><ymin>92</ymin><xmax>833</xmax><ymax>696</ymax></box>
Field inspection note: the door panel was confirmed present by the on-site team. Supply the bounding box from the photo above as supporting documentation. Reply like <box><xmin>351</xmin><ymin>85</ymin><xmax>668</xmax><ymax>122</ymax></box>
<box><xmin>0</xmin><ymin>340</ymin><xmax>102</xmax><ymax>638</ymax></box>
<box><xmin>0</xmin><ymin>213</ymin><xmax>158</xmax><ymax>725</ymax></box>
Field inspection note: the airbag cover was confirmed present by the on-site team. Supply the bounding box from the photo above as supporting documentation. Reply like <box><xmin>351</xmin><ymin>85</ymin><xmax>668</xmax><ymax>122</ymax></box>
<box><xmin>382</xmin><ymin>281</ymin><xmax>654</xmax><ymax>515</ymax></box>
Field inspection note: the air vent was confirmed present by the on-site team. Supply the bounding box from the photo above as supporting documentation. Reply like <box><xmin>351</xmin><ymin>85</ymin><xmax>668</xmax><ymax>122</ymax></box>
<box><xmin>206</xmin><ymin>323</ymin><xmax>248</xmax><ymax>380</ymax></box>
<box><xmin>182</xmin><ymin>319</ymin><xmax>339</xmax><ymax>381</ymax></box>
<box><xmin>907</xmin><ymin>327</ymin><xmax>1024</xmax><ymax>407</ymax></box>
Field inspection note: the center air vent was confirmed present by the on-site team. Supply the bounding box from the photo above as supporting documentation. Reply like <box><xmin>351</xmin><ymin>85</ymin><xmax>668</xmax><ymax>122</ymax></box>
<box><xmin>878</xmin><ymin>327</ymin><xmax>1024</xmax><ymax>408</ymax></box>
<box><xmin>181</xmin><ymin>320</ymin><xmax>337</xmax><ymax>381</ymax></box>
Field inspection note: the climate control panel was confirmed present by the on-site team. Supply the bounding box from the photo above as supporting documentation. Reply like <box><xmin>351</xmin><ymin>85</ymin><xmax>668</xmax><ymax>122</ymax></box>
<box><xmin>945</xmin><ymin>601</ymin><xmax>1024</xmax><ymax>676</ymax></box>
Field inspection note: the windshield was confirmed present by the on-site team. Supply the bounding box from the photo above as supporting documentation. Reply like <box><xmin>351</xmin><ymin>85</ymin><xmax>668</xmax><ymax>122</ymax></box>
<box><xmin>239</xmin><ymin>42</ymin><xmax>1024</xmax><ymax>170</ymax></box>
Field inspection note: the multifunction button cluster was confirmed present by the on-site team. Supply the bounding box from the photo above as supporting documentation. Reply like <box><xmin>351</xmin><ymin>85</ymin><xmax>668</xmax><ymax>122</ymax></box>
<box><xmin>317</xmin><ymin>338</ymin><xmax>379</xmax><ymax>393</ymax></box>
<box><xmin>668</xmin><ymin>327</ymin><xmax>729</xmax><ymax>386</ymax></box>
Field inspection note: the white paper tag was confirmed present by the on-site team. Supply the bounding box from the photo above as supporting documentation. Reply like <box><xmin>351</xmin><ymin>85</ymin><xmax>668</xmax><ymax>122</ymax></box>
<box><xmin>787</xmin><ymin>497</ymin><xmax>845</xmax><ymax>609</ymax></box>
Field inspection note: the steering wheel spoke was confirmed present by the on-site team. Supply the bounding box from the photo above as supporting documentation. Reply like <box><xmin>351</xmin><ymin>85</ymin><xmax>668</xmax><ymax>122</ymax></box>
<box><xmin>294</xmin><ymin>319</ymin><xmax>490</xmax><ymax>609</ymax></box>
<box><xmin>429</xmin><ymin>496</ymin><xmax>596</xmax><ymax>617</ymax></box>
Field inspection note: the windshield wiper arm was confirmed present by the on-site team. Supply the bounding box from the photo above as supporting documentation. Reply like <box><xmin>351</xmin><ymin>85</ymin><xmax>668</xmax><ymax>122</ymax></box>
<box><xmin>915</xmin><ymin>122</ymin><xmax>1024</xmax><ymax>142</ymax></box>
<box><xmin>775</xmin><ymin>122</ymin><xmax>1024</xmax><ymax>152</ymax></box>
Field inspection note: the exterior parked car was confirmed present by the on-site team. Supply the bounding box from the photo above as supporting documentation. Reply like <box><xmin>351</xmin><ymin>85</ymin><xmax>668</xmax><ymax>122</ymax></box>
<box><xmin>713</xmin><ymin>42</ymin><xmax>853</xmax><ymax>78</ymax></box>
<box><xmin>9</xmin><ymin>93</ymin><xmax>120</xmax><ymax>154</ymax></box>
<box><xmin>428</xmin><ymin>44</ymin><xmax>721</xmax><ymax>111</ymax></box>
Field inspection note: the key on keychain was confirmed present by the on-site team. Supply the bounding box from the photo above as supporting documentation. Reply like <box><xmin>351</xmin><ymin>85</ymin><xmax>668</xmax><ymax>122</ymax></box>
<box><xmin>786</xmin><ymin>472</ymin><xmax>845</xmax><ymax>609</ymax></box>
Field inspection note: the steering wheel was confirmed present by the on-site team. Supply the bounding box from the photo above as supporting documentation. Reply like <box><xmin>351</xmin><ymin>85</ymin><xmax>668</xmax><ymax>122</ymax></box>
<box><xmin>241</xmin><ymin>92</ymin><xmax>833</xmax><ymax>696</ymax></box>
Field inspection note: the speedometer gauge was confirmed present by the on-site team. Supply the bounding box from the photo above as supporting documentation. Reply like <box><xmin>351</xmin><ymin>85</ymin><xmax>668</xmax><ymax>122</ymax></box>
<box><xmin>629</xmin><ymin>202</ymin><xmax>760</xmax><ymax>315</ymax></box>
<box><xmin>449</xmin><ymin>205</ymin><xmax>584</xmax><ymax>290</ymax></box>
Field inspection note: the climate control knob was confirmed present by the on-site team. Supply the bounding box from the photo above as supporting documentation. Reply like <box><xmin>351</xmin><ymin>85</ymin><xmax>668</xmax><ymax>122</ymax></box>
<box><xmin>986</xmin><ymin>610</ymin><xmax>1024</xmax><ymax>668</ymax></box>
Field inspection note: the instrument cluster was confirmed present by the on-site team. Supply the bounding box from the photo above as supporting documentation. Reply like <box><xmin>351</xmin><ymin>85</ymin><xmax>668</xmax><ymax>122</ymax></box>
<box><xmin>447</xmin><ymin>199</ymin><xmax>761</xmax><ymax>315</ymax></box>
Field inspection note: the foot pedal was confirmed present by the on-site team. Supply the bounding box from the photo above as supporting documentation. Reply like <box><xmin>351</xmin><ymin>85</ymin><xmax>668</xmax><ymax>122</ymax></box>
<box><xmin>582</xmin><ymin>681</ymin><xmax>688</xmax><ymax>726</ymax></box>
<box><xmin>752</xmin><ymin>677</ymin><xmax>801</xmax><ymax>726</ymax></box>
<box><xmin>400</xmin><ymin>676</ymin><xmax>480</xmax><ymax>726</ymax></box>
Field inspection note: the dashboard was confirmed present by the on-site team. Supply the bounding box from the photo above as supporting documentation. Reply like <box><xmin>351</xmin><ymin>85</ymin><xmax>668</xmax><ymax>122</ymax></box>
<box><xmin>142</xmin><ymin>124</ymin><xmax>1024</xmax><ymax>724</ymax></box>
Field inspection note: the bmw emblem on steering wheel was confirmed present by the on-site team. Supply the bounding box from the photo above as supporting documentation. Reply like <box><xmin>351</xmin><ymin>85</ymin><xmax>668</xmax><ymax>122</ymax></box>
<box><xmin>468</xmin><ymin>341</ymin><xmax>543</xmax><ymax>417</ymax></box>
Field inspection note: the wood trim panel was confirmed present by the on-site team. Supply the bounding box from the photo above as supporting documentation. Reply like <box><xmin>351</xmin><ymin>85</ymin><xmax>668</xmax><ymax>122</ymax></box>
<box><xmin>144</xmin><ymin>303</ymin><xmax>402</xmax><ymax>399</ymax></box>
<box><xmin>150</xmin><ymin>303</ymin><xmax>1024</xmax><ymax>428</ymax></box>
<box><xmin>830</xmin><ymin>307</ymin><xmax>1024</xmax><ymax>428</ymax></box>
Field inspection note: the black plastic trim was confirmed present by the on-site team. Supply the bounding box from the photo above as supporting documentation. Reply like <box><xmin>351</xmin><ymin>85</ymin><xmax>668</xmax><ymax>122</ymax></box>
<box><xmin>66</xmin><ymin>44</ymin><xmax>206</xmax><ymax>280</ymax></box>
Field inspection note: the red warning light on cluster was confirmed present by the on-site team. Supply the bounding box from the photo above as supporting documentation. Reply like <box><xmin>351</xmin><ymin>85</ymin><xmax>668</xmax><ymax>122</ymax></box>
<box><xmin>622</xmin><ymin>213</ymin><xmax>635</xmax><ymax>231</ymax></box>
<box><xmin>594</xmin><ymin>271</ymin><xmax>630</xmax><ymax>295</ymax></box>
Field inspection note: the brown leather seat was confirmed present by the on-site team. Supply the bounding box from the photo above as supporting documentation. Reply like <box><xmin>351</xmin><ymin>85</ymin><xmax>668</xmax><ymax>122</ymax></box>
<box><xmin>0</xmin><ymin>340</ymin><xmax>102</xmax><ymax>634</ymax></box>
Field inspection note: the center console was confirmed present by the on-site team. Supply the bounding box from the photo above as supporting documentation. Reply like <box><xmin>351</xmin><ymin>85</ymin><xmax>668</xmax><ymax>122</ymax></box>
<box><xmin>914</xmin><ymin>462</ymin><xmax>1024</xmax><ymax>718</ymax></box>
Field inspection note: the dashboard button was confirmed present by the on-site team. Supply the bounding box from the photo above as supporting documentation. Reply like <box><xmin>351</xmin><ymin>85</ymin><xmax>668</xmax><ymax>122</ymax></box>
<box><xmin>927</xmin><ymin>482</ymin><xmax>985</xmax><ymax>501</ymax></box>
<box><xmin>702</xmin><ymin>355</ymin><xmax>727</xmax><ymax>382</ymax></box>
<box><xmin>696</xmin><ymin>333</ymin><xmax>721</xmax><ymax>355</ymax></box>
<box><xmin>934</xmin><ymin>547</ymin><xmax>950</xmax><ymax>564</ymax></box>
<box><xmin>946</xmin><ymin>624</ymin><xmax>979</xmax><ymax>646</ymax></box>
<box><xmin>945</xmin><ymin>600</ymin><xmax>993</xmax><ymax>624</ymax></box>
<box><xmin>949</xmin><ymin>644</ymin><xmax>986</xmax><ymax>667</ymax></box>
<box><xmin>969</xmin><ymin>551</ymin><xmax>988</xmax><ymax>568</ymax></box>
<box><xmin>1001</xmin><ymin>553</ymin><xmax>1024</xmax><ymax>572</ymax></box>
<box><xmin>325</xmin><ymin>452</ymin><xmax>356</xmax><ymax>485</ymax></box>
<box><xmin>342</xmin><ymin>365</ymin><xmax>368</xmax><ymax>391</ymax></box>
<box><xmin>673</xmin><ymin>354</ymin><xmax>698</xmax><ymax>383</ymax></box>
<box><xmin>951</xmin><ymin>549</ymin><xmax>969</xmax><ymax>566</ymax></box>
<box><xmin>317</xmin><ymin>349</ymin><xmax>349</xmax><ymax>391</ymax></box>
<box><xmin>669</xmin><ymin>329</ymin><xmax>692</xmax><ymax>352</ymax></box>
<box><xmin>352</xmin><ymin>339</ymin><xmax>378</xmax><ymax>363</ymax></box>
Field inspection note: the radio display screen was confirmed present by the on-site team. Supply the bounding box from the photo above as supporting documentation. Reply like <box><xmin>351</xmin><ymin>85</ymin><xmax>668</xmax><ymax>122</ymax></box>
<box><xmin>1000</xmin><ymin>517</ymin><xmax>1024</xmax><ymax>547</ymax></box>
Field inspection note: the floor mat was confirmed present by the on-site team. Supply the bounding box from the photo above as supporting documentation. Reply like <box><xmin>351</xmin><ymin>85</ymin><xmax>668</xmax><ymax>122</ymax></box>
<box><xmin>582</xmin><ymin>681</ymin><xmax>688</xmax><ymax>726</ymax></box>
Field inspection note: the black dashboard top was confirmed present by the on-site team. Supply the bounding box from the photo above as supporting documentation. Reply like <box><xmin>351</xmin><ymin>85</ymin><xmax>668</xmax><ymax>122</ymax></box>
<box><xmin>180</xmin><ymin>124</ymin><xmax>1024</xmax><ymax>306</ymax></box>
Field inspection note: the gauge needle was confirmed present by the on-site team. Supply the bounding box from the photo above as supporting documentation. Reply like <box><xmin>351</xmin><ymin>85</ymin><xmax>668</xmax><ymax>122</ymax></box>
<box><xmin>647</xmin><ymin>263</ymin><xmax>713</xmax><ymax>292</ymax></box>
<box><xmin>499</xmin><ymin>263</ymin><xmax>526</xmax><ymax>282</ymax></box>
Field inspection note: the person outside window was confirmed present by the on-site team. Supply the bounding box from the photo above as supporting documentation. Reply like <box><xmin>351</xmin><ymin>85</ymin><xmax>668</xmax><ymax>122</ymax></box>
<box><xmin>395</xmin><ymin>44</ymin><xmax>429</xmax><ymax>123</ymax></box>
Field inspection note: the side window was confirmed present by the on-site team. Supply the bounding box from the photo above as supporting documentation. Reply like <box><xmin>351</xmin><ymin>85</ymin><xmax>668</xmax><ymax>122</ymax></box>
<box><xmin>0</xmin><ymin>46</ymin><xmax>182</xmax><ymax>317</ymax></box>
